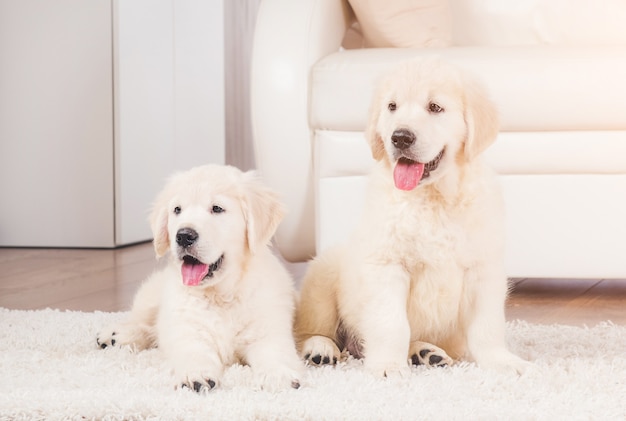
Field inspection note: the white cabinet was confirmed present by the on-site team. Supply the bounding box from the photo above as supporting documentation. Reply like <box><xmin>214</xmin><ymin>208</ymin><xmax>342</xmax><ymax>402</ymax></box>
<box><xmin>0</xmin><ymin>0</ymin><xmax>225</xmax><ymax>247</ymax></box>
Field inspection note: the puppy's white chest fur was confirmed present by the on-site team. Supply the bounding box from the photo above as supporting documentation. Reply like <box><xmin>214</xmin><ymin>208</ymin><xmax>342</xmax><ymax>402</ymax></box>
<box><xmin>157</xmin><ymin>266</ymin><xmax>242</xmax><ymax>364</ymax></box>
<box><xmin>350</xmin><ymin>165</ymin><xmax>490</xmax><ymax>343</ymax></box>
<box><xmin>360</xmin><ymin>167</ymin><xmax>473</xmax><ymax>267</ymax></box>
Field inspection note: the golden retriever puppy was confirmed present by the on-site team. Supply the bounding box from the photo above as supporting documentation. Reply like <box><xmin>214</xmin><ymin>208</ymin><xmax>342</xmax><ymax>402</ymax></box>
<box><xmin>97</xmin><ymin>164</ymin><xmax>303</xmax><ymax>392</ymax></box>
<box><xmin>295</xmin><ymin>58</ymin><xmax>529</xmax><ymax>376</ymax></box>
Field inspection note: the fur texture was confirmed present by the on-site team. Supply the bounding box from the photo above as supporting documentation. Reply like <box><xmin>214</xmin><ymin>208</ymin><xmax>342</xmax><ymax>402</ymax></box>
<box><xmin>295</xmin><ymin>58</ymin><xmax>529</xmax><ymax>376</ymax></box>
<box><xmin>97</xmin><ymin>164</ymin><xmax>302</xmax><ymax>392</ymax></box>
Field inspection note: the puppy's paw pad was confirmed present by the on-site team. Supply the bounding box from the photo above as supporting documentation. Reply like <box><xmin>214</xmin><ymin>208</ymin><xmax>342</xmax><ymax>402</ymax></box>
<box><xmin>304</xmin><ymin>353</ymin><xmax>337</xmax><ymax>366</ymax></box>
<box><xmin>96</xmin><ymin>324</ymin><xmax>139</xmax><ymax>350</ymax></box>
<box><xmin>410</xmin><ymin>345</ymin><xmax>452</xmax><ymax>368</ymax></box>
<box><xmin>301</xmin><ymin>336</ymin><xmax>340</xmax><ymax>367</ymax></box>
<box><xmin>180</xmin><ymin>377</ymin><xmax>217</xmax><ymax>393</ymax></box>
<box><xmin>96</xmin><ymin>330</ymin><xmax>117</xmax><ymax>349</ymax></box>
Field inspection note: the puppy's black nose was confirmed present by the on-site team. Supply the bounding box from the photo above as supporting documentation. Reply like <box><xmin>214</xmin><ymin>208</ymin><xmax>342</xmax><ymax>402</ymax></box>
<box><xmin>176</xmin><ymin>228</ymin><xmax>198</xmax><ymax>248</ymax></box>
<box><xmin>391</xmin><ymin>129</ymin><xmax>416</xmax><ymax>150</ymax></box>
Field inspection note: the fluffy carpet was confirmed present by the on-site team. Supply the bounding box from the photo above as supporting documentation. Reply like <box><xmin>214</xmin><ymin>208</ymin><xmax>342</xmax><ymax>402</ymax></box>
<box><xmin>0</xmin><ymin>308</ymin><xmax>625</xmax><ymax>421</ymax></box>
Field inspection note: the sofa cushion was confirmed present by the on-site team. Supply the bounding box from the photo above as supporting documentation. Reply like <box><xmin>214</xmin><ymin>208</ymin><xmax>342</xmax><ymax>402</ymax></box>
<box><xmin>309</xmin><ymin>46</ymin><xmax>626</xmax><ymax>132</ymax></box>
<box><xmin>451</xmin><ymin>0</ymin><xmax>626</xmax><ymax>46</ymax></box>
<box><xmin>346</xmin><ymin>0</ymin><xmax>451</xmax><ymax>48</ymax></box>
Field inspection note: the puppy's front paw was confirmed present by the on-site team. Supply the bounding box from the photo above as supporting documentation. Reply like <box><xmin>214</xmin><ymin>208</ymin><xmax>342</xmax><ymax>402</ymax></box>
<box><xmin>96</xmin><ymin>322</ymin><xmax>153</xmax><ymax>351</ymax></box>
<box><xmin>178</xmin><ymin>372</ymin><xmax>219</xmax><ymax>393</ymax></box>
<box><xmin>253</xmin><ymin>364</ymin><xmax>302</xmax><ymax>392</ymax></box>
<box><xmin>96</xmin><ymin>326</ymin><xmax>121</xmax><ymax>349</ymax></box>
<box><xmin>409</xmin><ymin>341</ymin><xmax>453</xmax><ymax>368</ymax></box>
<box><xmin>364</xmin><ymin>358</ymin><xmax>411</xmax><ymax>378</ymax></box>
<box><xmin>300</xmin><ymin>336</ymin><xmax>341</xmax><ymax>366</ymax></box>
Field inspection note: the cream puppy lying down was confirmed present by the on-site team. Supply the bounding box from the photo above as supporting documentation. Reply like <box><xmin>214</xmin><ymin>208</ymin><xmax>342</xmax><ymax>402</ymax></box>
<box><xmin>97</xmin><ymin>164</ymin><xmax>302</xmax><ymax>392</ymax></box>
<box><xmin>295</xmin><ymin>58</ymin><xmax>530</xmax><ymax>376</ymax></box>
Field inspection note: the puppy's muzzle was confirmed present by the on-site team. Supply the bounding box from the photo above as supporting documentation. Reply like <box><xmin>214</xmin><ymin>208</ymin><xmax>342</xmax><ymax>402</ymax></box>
<box><xmin>176</xmin><ymin>227</ymin><xmax>198</xmax><ymax>249</ymax></box>
<box><xmin>391</xmin><ymin>129</ymin><xmax>415</xmax><ymax>150</ymax></box>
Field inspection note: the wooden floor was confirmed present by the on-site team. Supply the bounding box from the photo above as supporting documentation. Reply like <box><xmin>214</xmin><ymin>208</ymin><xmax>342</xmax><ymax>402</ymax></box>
<box><xmin>1</xmin><ymin>242</ymin><xmax>625</xmax><ymax>326</ymax></box>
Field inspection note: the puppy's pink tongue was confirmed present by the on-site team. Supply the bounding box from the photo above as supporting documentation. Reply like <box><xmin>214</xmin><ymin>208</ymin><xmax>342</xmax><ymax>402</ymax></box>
<box><xmin>393</xmin><ymin>160</ymin><xmax>424</xmax><ymax>191</ymax></box>
<box><xmin>181</xmin><ymin>261</ymin><xmax>209</xmax><ymax>286</ymax></box>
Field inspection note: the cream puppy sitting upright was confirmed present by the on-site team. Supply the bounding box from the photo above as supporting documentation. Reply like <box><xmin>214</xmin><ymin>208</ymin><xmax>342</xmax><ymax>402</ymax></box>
<box><xmin>295</xmin><ymin>58</ymin><xmax>529</xmax><ymax>376</ymax></box>
<box><xmin>97</xmin><ymin>164</ymin><xmax>302</xmax><ymax>392</ymax></box>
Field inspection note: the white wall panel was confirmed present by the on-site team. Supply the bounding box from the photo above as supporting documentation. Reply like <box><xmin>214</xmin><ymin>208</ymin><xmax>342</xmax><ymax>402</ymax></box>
<box><xmin>113</xmin><ymin>0</ymin><xmax>225</xmax><ymax>245</ymax></box>
<box><xmin>174</xmin><ymin>0</ymin><xmax>225</xmax><ymax>169</ymax></box>
<box><xmin>113</xmin><ymin>0</ymin><xmax>175</xmax><ymax>245</ymax></box>
<box><xmin>0</xmin><ymin>0</ymin><xmax>225</xmax><ymax>247</ymax></box>
<box><xmin>0</xmin><ymin>0</ymin><xmax>115</xmax><ymax>247</ymax></box>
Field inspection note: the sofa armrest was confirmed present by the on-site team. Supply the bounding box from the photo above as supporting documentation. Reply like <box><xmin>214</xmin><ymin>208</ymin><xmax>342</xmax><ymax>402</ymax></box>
<box><xmin>251</xmin><ymin>0</ymin><xmax>352</xmax><ymax>262</ymax></box>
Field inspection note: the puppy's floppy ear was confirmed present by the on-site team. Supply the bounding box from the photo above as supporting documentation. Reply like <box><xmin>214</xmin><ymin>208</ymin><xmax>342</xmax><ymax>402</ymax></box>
<box><xmin>240</xmin><ymin>170</ymin><xmax>286</xmax><ymax>254</ymax></box>
<box><xmin>365</xmin><ymin>85</ymin><xmax>386</xmax><ymax>161</ymax></box>
<box><xmin>463</xmin><ymin>75</ymin><xmax>500</xmax><ymax>161</ymax></box>
<box><xmin>149</xmin><ymin>185</ymin><xmax>172</xmax><ymax>258</ymax></box>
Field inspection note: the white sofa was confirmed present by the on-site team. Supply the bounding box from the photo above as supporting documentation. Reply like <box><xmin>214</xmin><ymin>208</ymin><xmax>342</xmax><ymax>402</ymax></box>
<box><xmin>251</xmin><ymin>0</ymin><xmax>626</xmax><ymax>279</ymax></box>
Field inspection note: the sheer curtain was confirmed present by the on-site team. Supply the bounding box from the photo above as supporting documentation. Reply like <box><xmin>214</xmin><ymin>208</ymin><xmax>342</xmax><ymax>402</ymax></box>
<box><xmin>224</xmin><ymin>0</ymin><xmax>262</xmax><ymax>171</ymax></box>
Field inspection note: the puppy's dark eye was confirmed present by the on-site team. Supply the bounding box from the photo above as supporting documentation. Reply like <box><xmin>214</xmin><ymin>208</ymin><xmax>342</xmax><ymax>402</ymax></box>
<box><xmin>428</xmin><ymin>102</ymin><xmax>444</xmax><ymax>113</ymax></box>
<box><xmin>211</xmin><ymin>205</ymin><xmax>224</xmax><ymax>214</ymax></box>
<box><xmin>173</xmin><ymin>206</ymin><xmax>181</xmax><ymax>215</ymax></box>
<box><xmin>388</xmin><ymin>102</ymin><xmax>397</xmax><ymax>112</ymax></box>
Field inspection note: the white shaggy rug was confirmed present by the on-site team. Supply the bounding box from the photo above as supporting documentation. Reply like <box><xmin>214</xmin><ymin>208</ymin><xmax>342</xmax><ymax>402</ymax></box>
<box><xmin>1</xmin><ymin>308</ymin><xmax>625</xmax><ymax>421</ymax></box>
